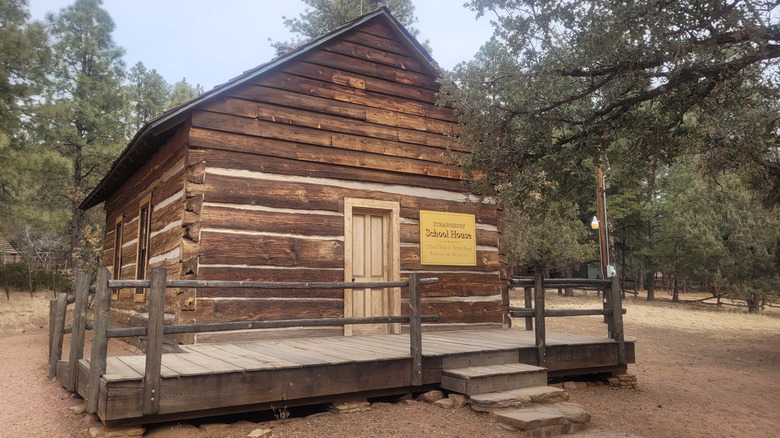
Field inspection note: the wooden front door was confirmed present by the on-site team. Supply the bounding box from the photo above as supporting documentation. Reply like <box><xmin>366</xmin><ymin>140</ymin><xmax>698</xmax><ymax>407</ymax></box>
<box><xmin>344</xmin><ymin>199</ymin><xmax>400</xmax><ymax>335</ymax></box>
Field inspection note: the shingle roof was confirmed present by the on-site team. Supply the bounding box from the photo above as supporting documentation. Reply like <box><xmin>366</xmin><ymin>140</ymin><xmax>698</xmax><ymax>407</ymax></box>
<box><xmin>0</xmin><ymin>235</ymin><xmax>21</xmax><ymax>256</ymax></box>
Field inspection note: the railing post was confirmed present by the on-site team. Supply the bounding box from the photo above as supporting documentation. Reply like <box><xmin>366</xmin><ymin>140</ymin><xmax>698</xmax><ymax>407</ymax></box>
<box><xmin>144</xmin><ymin>268</ymin><xmax>166</xmax><ymax>415</ymax></box>
<box><xmin>48</xmin><ymin>300</ymin><xmax>55</xmax><ymax>361</ymax></box>
<box><xmin>534</xmin><ymin>272</ymin><xmax>546</xmax><ymax>367</ymax></box>
<box><xmin>67</xmin><ymin>272</ymin><xmax>91</xmax><ymax>392</ymax></box>
<box><xmin>603</xmin><ymin>282</ymin><xmax>616</xmax><ymax>336</ymax></box>
<box><xmin>523</xmin><ymin>286</ymin><xmax>533</xmax><ymax>331</ymax></box>
<box><xmin>87</xmin><ymin>268</ymin><xmax>111</xmax><ymax>414</ymax></box>
<box><xmin>48</xmin><ymin>292</ymin><xmax>68</xmax><ymax>379</ymax></box>
<box><xmin>409</xmin><ymin>273</ymin><xmax>423</xmax><ymax>386</ymax></box>
<box><xmin>610</xmin><ymin>275</ymin><xmax>626</xmax><ymax>365</ymax></box>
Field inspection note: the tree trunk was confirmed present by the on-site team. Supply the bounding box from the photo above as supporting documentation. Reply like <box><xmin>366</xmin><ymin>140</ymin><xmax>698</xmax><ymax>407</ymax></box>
<box><xmin>637</xmin><ymin>263</ymin><xmax>644</xmax><ymax>293</ymax></box>
<box><xmin>620</xmin><ymin>245</ymin><xmax>627</xmax><ymax>298</ymax></box>
<box><xmin>69</xmin><ymin>152</ymin><xmax>84</xmax><ymax>287</ymax></box>
<box><xmin>747</xmin><ymin>292</ymin><xmax>761</xmax><ymax>313</ymax></box>
<box><xmin>645</xmin><ymin>158</ymin><xmax>657</xmax><ymax>302</ymax></box>
<box><xmin>27</xmin><ymin>262</ymin><xmax>33</xmax><ymax>297</ymax></box>
<box><xmin>646</xmin><ymin>264</ymin><xmax>655</xmax><ymax>301</ymax></box>
<box><xmin>51</xmin><ymin>269</ymin><xmax>57</xmax><ymax>299</ymax></box>
<box><xmin>4</xmin><ymin>264</ymin><xmax>9</xmax><ymax>300</ymax></box>
<box><xmin>672</xmin><ymin>276</ymin><xmax>679</xmax><ymax>302</ymax></box>
<box><xmin>564</xmin><ymin>268</ymin><xmax>574</xmax><ymax>297</ymax></box>
<box><xmin>645</xmin><ymin>217</ymin><xmax>656</xmax><ymax>302</ymax></box>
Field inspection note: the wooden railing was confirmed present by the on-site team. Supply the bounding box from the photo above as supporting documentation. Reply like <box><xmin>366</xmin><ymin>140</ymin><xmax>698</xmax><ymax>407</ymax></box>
<box><xmin>49</xmin><ymin>267</ymin><xmax>439</xmax><ymax>416</ymax></box>
<box><xmin>508</xmin><ymin>274</ymin><xmax>626</xmax><ymax>368</ymax></box>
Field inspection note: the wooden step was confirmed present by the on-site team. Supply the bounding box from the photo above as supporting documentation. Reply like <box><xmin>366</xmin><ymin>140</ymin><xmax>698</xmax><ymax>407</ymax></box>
<box><xmin>440</xmin><ymin>363</ymin><xmax>547</xmax><ymax>395</ymax></box>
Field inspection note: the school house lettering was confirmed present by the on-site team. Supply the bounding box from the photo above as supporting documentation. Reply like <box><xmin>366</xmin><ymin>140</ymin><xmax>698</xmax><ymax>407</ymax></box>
<box><xmin>420</xmin><ymin>211</ymin><xmax>477</xmax><ymax>266</ymax></box>
<box><xmin>424</xmin><ymin>227</ymin><xmax>473</xmax><ymax>240</ymax></box>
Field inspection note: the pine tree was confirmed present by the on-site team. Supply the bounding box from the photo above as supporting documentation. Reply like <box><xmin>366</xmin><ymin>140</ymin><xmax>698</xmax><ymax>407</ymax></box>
<box><xmin>127</xmin><ymin>61</ymin><xmax>170</xmax><ymax>131</ymax></box>
<box><xmin>506</xmin><ymin>200</ymin><xmax>596</xmax><ymax>275</ymax></box>
<box><xmin>441</xmin><ymin>0</ymin><xmax>780</xmax><ymax>209</ymax></box>
<box><xmin>0</xmin><ymin>0</ymin><xmax>51</xmax><ymax>210</ymax></box>
<box><xmin>272</xmin><ymin>0</ymin><xmax>429</xmax><ymax>52</ymax></box>
<box><xmin>168</xmin><ymin>77</ymin><xmax>203</xmax><ymax>108</ymax></box>
<box><xmin>38</xmin><ymin>0</ymin><xmax>128</xmax><ymax>272</ymax></box>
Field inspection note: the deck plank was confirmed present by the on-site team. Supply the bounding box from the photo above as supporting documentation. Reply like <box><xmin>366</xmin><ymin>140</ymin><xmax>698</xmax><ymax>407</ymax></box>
<box><xmin>116</xmin><ymin>355</ymin><xmax>180</xmax><ymax>379</ymax></box>
<box><xmin>234</xmin><ymin>342</ymin><xmax>331</xmax><ymax>366</ymax></box>
<box><xmin>177</xmin><ymin>350</ymin><xmax>244</xmax><ymax>374</ymax></box>
<box><xmin>445</xmin><ymin>329</ymin><xmax>526</xmax><ymax>345</ymax></box>
<box><xmin>160</xmin><ymin>354</ymin><xmax>213</xmax><ymax>376</ymax></box>
<box><xmin>286</xmin><ymin>338</ymin><xmax>389</xmax><ymax>362</ymax></box>
<box><xmin>422</xmin><ymin>336</ymin><xmax>493</xmax><ymax>354</ymax></box>
<box><xmin>104</xmin><ymin>357</ymin><xmax>143</xmax><ymax>382</ymax></box>
<box><xmin>275</xmin><ymin>339</ymin><xmax>358</xmax><ymax>364</ymax></box>
<box><xmin>424</xmin><ymin>332</ymin><xmax>519</xmax><ymax>350</ymax></box>
<box><xmin>312</xmin><ymin>337</ymin><xmax>407</xmax><ymax>360</ymax></box>
<box><xmin>182</xmin><ymin>345</ymin><xmax>269</xmax><ymax>372</ymax></box>
<box><xmin>343</xmin><ymin>336</ymin><xmax>412</xmax><ymax>356</ymax></box>
<box><xmin>426</xmin><ymin>330</ymin><xmax>507</xmax><ymax>344</ymax></box>
<box><xmin>212</xmin><ymin>343</ymin><xmax>302</xmax><ymax>369</ymax></box>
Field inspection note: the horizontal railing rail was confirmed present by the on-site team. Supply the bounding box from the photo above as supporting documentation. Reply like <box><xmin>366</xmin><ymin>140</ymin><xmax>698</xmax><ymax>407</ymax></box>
<box><xmin>507</xmin><ymin>274</ymin><xmax>626</xmax><ymax>369</ymax></box>
<box><xmin>51</xmin><ymin>267</ymin><xmax>439</xmax><ymax>417</ymax></box>
<box><xmin>509</xmin><ymin>277</ymin><xmax>612</xmax><ymax>287</ymax></box>
<box><xmin>104</xmin><ymin>315</ymin><xmax>439</xmax><ymax>338</ymax></box>
<box><xmin>508</xmin><ymin>308</ymin><xmax>626</xmax><ymax>318</ymax></box>
<box><xmin>108</xmin><ymin>278</ymin><xmax>438</xmax><ymax>289</ymax></box>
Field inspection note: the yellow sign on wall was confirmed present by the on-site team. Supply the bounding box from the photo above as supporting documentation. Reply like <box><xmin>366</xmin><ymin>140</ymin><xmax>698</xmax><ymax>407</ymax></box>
<box><xmin>419</xmin><ymin>210</ymin><xmax>477</xmax><ymax>266</ymax></box>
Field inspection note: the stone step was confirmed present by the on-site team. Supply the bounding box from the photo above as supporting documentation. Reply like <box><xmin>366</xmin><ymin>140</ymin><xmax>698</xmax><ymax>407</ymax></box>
<box><xmin>440</xmin><ymin>363</ymin><xmax>547</xmax><ymax>395</ymax></box>
<box><xmin>470</xmin><ymin>386</ymin><xmax>569</xmax><ymax>412</ymax></box>
<box><xmin>491</xmin><ymin>402</ymin><xmax>591</xmax><ymax>435</ymax></box>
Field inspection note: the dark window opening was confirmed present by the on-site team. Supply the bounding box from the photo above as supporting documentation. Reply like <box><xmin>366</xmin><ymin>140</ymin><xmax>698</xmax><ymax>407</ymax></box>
<box><xmin>136</xmin><ymin>201</ymin><xmax>152</xmax><ymax>294</ymax></box>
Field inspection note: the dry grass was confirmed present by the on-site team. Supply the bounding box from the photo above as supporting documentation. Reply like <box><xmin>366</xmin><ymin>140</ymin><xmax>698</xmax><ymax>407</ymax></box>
<box><xmin>0</xmin><ymin>291</ymin><xmax>54</xmax><ymax>336</ymax></box>
<box><xmin>510</xmin><ymin>287</ymin><xmax>780</xmax><ymax>334</ymax></box>
<box><xmin>509</xmin><ymin>287</ymin><xmax>780</xmax><ymax>437</ymax></box>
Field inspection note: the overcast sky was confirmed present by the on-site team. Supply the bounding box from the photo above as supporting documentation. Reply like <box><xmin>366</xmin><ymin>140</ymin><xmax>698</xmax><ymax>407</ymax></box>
<box><xmin>28</xmin><ymin>1</ymin><xmax>496</xmax><ymax>90</ymax></box>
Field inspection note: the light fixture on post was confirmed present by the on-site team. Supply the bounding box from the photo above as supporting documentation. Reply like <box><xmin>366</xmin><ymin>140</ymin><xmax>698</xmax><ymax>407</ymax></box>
<box><xmin>590</xmin><ymin>216</ymin><xmax>599</xmax><ymax>230</ymax></box>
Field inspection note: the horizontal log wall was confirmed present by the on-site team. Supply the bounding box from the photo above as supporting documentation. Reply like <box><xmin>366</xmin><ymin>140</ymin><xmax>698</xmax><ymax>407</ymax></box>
<box><xmin>186</xmin><ymin>19</ymin><xmax>506</xmax><ymax>328</ymax></box>
<box><xmin>102</xmin><ymin>125</ymin><xmax>189</xmax><ymax>328</ymax></box>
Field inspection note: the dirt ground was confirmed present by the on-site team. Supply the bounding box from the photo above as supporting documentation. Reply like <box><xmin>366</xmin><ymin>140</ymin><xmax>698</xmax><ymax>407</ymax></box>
<box><xmin>1</xmin><ymin>289</ymin><xmax>778</xmax><ymax>438</ymax></box>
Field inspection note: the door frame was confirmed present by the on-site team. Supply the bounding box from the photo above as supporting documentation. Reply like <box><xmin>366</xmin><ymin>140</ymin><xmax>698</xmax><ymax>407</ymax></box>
<box><xmin>343</xmin><ymin>198</ymin><xmax>400</xmax><ymax>335</ymax></box>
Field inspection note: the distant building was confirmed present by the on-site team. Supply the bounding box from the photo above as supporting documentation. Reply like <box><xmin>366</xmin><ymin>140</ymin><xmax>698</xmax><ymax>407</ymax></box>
<box><xmin>0</xmin><ymin>235</ymin><xmax>22</xmax><ymax>265</ymax></box>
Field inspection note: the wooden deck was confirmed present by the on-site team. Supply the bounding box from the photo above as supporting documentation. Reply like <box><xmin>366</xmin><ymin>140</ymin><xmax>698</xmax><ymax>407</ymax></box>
<box><xmin>57</xmin><ymin>328</ymin><xmax>634</xmax><ymax>427</ymax></box>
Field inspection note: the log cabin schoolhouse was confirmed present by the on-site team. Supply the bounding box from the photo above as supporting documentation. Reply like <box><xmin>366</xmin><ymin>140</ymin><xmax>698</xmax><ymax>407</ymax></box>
<box><xmin>81</xmin><ymin>7</ymin><xmax>509</xmax><ymax>343</ymax></box>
